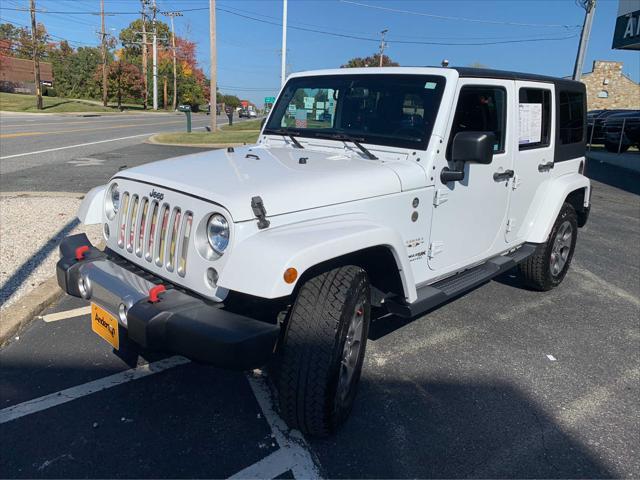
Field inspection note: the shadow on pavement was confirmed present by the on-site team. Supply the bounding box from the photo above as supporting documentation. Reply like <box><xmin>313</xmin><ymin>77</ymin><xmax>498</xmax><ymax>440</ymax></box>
<box><xmin>311</xmin><ymin>376</ymin><xmax>616</xmax><ymax>478</ymax></box>
<box><xmin>0</xmin><ymin>217</ymin><xmax>79</xmax><ymax>305</ymax></box>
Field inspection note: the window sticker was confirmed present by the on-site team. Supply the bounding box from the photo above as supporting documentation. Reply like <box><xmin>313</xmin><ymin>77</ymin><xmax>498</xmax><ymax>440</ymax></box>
<box><xmin>519</xmin><ymin>103</ymin><xmax>542</xmax><ymax>145</ymax></box>
<box><xmin>424</xmin><ymin>82</ymin><xmax>437</xmax><ymax>89</ymax></box>
<box><xmin>303</xmin><ymin>97</ymin><xmax>315</xmax><ymax>110</ymax></box>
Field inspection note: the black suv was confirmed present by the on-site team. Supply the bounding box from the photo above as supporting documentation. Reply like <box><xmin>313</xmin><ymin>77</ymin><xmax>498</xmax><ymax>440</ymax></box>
<box><xmin>603</xmin><ymin>111</ymin><xmax>640</xmax><ymax>153</ymax></box>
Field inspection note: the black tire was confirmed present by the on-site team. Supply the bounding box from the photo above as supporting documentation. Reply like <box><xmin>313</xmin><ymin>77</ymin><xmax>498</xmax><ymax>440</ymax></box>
<box><xmin>519</xmin><ymin>202</ymin><xmax>578</xmax><ymax>291</ymax></box>
<box><xmin>604</xmin><ymin>141</ymin><xmax>629</xmax><ymax>153</ymax></box>
<box><xmin>271</xmin><ymin>265</ymin><xmax>370</xmax><ymax>437</ymax></box>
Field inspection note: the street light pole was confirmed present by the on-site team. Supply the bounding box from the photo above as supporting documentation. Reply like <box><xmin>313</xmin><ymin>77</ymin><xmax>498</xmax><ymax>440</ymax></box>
<box><xmin>209</xmin><ymin>0</ymin><xmax>217</xmax><ymax>132</ymax></box>
<box><xmin>378</xmin><ymin>29</ymin><xmax>388</xmax><ymax>67</ymax></box>
<box><xmin>573</xmin><ymin>0</ymin><xmax>596</xmax><ymax>81</ymax></box>
<box><xmin>162</xmin><ymin>11</ymin><xmax>182</xmax><ymax>111</ymax></box>
<box><xmin>281</xmin><ymin>0</ymin><xmax>287</xmax><ymax>87</ymax></box>
<box><xmin>100</xmin><ymin>0</ymin><xmax>108</xmax><ymax>107</ymax></box>
<box><xmin>141</xmin><ymin>0</ymin><xmax>148</xmax><ymax>110</ymax></box>
<box><xmin>152</xmin><ymin>0</ymin><xmax>158</xmax><ymax>110</ymax></box>
<box><xmin>30</xmin><ymin>0</ymin><xmax>42</xmax><ymax>110</ymax></box>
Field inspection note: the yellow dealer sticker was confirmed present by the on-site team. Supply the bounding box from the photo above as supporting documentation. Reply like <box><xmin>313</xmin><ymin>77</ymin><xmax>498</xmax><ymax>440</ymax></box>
<box><xmin>91</xmin><ymin>303</ymin><xmax>119</xmax><ymax>350</ymax></box>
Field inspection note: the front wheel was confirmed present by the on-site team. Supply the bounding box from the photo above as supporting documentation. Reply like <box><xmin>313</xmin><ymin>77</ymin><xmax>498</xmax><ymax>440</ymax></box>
<box><xmin>519</xmin><ymin>203</ymin><xmax>578</xmax><ymax>291</ymax></box>
<box><xmin>272</xmin><ymin>265</ymin><xmax>370</xmax><ymax>437</ymax></box>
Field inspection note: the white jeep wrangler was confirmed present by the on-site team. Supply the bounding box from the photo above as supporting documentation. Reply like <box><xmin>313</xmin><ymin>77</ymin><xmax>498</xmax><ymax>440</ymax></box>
<box><xmin>58</xmin><ymin>67</ymin><xmax>591</xmax><ymax>436</ymax></box>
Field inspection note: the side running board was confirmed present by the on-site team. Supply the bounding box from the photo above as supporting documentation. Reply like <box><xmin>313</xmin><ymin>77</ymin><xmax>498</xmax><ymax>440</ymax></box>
<box><xmin>385</xmin><ymin>243</ymin><xmax>538</xmax><ymax>318</ymax></box>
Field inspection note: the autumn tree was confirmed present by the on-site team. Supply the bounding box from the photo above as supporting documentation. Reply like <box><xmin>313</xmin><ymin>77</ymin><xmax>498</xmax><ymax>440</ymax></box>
<box><xmin>341</xmin><ymin>53</ymin><xmax>399</xmax><ymax>68</ymax></box>
<box><xmin>94</xmin><ymin>60</ymin><xmax>143</xmax><ymax>109</ymax></box>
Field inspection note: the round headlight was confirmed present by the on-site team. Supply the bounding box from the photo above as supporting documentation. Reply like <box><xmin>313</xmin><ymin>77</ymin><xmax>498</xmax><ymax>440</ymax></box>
<box><xmin>106</xmin><ymin>183</ymin><xmax>120</xmax><ymax>220</ymax></box>
<box><xmin>206</xmin><ymin>214</ymin><xmax>229</xmax><ymax>255</ymax></box>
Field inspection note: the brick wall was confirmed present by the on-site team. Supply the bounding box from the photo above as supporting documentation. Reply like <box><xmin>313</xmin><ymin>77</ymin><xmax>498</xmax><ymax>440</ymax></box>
<box><xmin>580</xmin><ymin>60</ymin><xmax>640</xmax><ymax>110</ymax></box>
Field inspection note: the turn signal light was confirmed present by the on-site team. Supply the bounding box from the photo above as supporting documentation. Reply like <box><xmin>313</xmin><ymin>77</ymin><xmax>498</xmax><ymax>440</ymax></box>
<box><xmin>283</xmin><ymin>268</ymin><xmax>298</xmax><ymax>284</ymax></box>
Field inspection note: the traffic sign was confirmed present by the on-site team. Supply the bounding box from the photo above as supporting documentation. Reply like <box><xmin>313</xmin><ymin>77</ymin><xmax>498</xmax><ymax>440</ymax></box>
<box><xmin>264</xmin><ymin>96</ymin><xmax>275</xmax><ymax>104</ymax></box>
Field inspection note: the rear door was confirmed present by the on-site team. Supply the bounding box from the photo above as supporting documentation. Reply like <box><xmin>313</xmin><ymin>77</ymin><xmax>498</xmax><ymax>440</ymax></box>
<box><xmin>506</xmin><ymin>81</ymin><xmax>555</xmax><ymax>243</ymax></box>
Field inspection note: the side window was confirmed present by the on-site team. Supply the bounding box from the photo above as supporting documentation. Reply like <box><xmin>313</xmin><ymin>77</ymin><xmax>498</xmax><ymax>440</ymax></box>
<box><xmin>558</xmin><ymin>90</ymin><xmax>584</xmax><ymax>144</ymax></box>
<box><xmin>447</xmin><ymin>86</ymin><xmax>507</xmax><ymax>159</ymax></box>
<box><xmin>518</xmin><ymin>88</ymin><xmax>551</xmax><ymax>150</ymax></box>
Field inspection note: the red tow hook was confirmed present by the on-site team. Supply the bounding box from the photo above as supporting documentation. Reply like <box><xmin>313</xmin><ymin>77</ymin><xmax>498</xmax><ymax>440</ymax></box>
<box><xmin>75</xmin><ymin>245</ymin><xmax>90</xmax><ymax>261</ymax></box>
<box><xmin>148</xmin><ymin>285</ymin><xmax>166</xmax><ymax>303</ymax></box>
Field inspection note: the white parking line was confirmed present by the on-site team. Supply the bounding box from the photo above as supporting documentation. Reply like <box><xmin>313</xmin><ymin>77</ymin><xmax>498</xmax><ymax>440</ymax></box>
<box><xmin>242</xmin><ymin>372</ymin><xmax>322</xmax><ymax>479</ymax></box>
<box><xmin>40</xmin><ymin>306</ymin><xmax>92</xmax><ymax>323</ymax></box>
<box><xmin>0</xmin><ymin>356</ymin><xmax>191</xmax><ymax>424</ymax></box>
<box><xmin>0</xmin><ymin>350</ymin><xmax>321</xmax><ymax>477</ymax></box>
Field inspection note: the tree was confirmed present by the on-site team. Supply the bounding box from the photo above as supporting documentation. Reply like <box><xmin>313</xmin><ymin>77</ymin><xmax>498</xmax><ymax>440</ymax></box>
<box><xmin>219</xmin><ymin>94</ymin><xmax>241</xmax><ymax>108</ymax></box>
<box><xmin>119</xmin><ymin>19</ymin><xmax>170</xmax><ymax>61</ymax></box>
<box><xmin>0</xmin><ymin>23</ymin><xmax>20</xmax><ymax>56</ymax></box>
<box><xmin>94</xmin><ymin>60</ymin><xmax>143</xmax><ymax>109</ymax></box>
<box><xmin>341</xmin><ymin>53</ymin><xmax>399</xmax><ymax>68</ymax></box>
<box><xmin>49</xmin><ymin>46</ymin><xmax>104</xmax><ymax>99</ymax></box>
<box><xmin>14</xmin><ymin>22</ymin><xmax>48</xmax><ymax>60</ymax></box>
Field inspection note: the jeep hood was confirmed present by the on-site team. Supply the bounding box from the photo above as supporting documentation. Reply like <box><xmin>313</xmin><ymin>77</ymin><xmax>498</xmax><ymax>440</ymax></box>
<box><xmin>118</xmin><ymin>145</ymin><xmax>424</xmax><ymax>222</ymax></box>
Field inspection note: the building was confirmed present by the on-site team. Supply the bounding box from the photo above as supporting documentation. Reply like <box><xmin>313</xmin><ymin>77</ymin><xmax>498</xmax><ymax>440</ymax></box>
<box><xmin>0</xmin><ymin>56</ymin><xmax>54</xmax><ymax>94</ymax></box>
<box><xmin>579</xmin><ymin>60</ymin><xmax>640</xmax><ymax>110</ymax></box>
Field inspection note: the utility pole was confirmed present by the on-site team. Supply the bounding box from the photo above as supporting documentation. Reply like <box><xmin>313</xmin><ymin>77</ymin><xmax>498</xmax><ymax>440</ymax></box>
<box><xmin>141</xmin><ymin>0</ymin><xmax>148</xmax><ymax>109</ymax></box>
<box><xmin>281</xmin><ymin>0</ymin><xmax>287</xmax><ymax>87</ymax></box>
<box><xmin>162</xmin><ymin>11</ymin><xmax>182</xmax><ymax>110</ymax></box>
<box><xmin>378</xmin><ymin>29</ymin><xmax>388</xmax><ymax>67</ymax></box>
<box><xmin>30</xmin><ymin>0</ymin><xmax>42</xmax><ymax>110</ymax></box>
<box><xmin>209</xmin><ymin>0</ymin><xmax>217</xmax><ymax>132</ymax></box>
<box><xmin>100</xmin><ymin>0</ymin><xmax>108</xmax><ymax>107</ymax></box>
<box><xmin>573</xmin><ymin>0</ymin><xmax>596</xmax><ymax>81</ymax></box>
<box><xmin>152</xmin><ymin>0</ymin><xmax>158</xmax><ymax>110</ymax></box>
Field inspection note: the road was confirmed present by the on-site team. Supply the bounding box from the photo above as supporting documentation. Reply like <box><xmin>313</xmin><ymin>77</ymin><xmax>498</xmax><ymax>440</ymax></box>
<box><xmin>0</xmin><ymin>112</ymin><xmax>239</xmax><ymax>192</ymax></box>
<box><xmin>0</xmin><ymin>127</ymin><xmax>638</xmax><ymax>477</ymax></box>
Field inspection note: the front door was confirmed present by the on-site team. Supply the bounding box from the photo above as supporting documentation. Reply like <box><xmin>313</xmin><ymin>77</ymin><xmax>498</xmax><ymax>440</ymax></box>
<box><xmin>505</xmin><ymin>81</ymin><xmax>555</xmax><ymax>243</ymax></box>
<box><xmin>428</xmin><ymin>78</ymin><xmax>515</xmax><ymax>273</ymax></box>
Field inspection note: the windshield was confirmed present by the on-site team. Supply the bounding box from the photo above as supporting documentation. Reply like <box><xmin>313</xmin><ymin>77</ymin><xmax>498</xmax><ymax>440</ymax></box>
<box><xmin>265</xmin><ymin>74</ymin><xmax>446</xmax><ymax>150</ymax></box>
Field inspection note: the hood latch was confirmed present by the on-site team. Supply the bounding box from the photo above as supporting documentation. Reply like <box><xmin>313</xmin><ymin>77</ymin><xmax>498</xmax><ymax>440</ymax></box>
<box><xmin>251</xmin><ymin>196</ymin><xmax>270</xmax><ymax>230</ymax></box>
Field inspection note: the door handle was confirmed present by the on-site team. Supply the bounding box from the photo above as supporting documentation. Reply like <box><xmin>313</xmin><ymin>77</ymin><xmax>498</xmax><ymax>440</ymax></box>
<box><xmin>493</xmin><ymin>169</ymin><xmax>514</xmax><ymax>182</ymax></box>
<box><xmin>538</xmin><ymin>161</ymin><xmax>554</xmax><ymax>172</ymax></box>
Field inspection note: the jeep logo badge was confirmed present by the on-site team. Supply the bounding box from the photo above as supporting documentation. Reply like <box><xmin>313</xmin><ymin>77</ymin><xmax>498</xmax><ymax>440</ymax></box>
<box><xmin>150</xmin><ymin>189</ymin><xmax>164</xmax><ymax>201</ymax></box>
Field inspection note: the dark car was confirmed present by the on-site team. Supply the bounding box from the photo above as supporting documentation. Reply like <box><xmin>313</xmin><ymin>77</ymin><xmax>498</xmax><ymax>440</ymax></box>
<box><xmin>587</xmin><ymin>109</ymin><xmax>631</xmax><ymax>145</ymax></box>
<box><xmin>603</xmin><ymin>111</ymin><xmax>640</xmax><ymax>153</ymax></box>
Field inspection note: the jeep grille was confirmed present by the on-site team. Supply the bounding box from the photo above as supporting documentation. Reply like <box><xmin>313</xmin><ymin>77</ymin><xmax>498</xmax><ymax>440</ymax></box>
<box><xmin>116</xmin><ymin>190</ymin><xmax>193</xmax><ymax>277</ymax></box>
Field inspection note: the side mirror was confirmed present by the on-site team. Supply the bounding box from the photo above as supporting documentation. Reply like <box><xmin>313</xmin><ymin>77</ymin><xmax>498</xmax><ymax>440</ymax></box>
<box><xmin>441</xmin><ymin>131</ymin><xmax>496</xmax><ymax>183</ymax></box>
<box><xmin>451</xmin><ymin>131</ymin><xmax>496</xmax><ymax>164</ymax></box>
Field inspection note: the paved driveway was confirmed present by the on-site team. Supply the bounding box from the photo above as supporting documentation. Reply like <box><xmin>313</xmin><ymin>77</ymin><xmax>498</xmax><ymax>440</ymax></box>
<box><xmin>1</xmin><ymin>173</ymin><xmax>638</xmax><ymax>478</ymax></box>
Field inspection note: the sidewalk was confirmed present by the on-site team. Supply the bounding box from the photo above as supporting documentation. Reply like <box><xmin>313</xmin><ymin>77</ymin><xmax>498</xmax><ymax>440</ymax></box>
<box><xmin>586</xmin><ymin>149</ymin><xmax>640</xmax><ymax>173</ymax></box>
<box><xmin>0</xmin><ymin>192</ymin><xmax>101</xmax><ymax>313</ymax></box>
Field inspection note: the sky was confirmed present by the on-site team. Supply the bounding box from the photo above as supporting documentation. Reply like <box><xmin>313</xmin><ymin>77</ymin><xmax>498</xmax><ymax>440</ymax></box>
<box><xmin>1</xmin><ymin>0</ymin><xmax>638</xmax><ymax>104</ymax></box>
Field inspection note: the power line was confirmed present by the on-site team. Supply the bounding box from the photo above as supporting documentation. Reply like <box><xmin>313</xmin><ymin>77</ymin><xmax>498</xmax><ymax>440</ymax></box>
<box><xmin>1</xmin><ymin>4</ymin><xmax>581</xmax><ymax>47</ymax></box>
<box><xmin>215</xmin><ymin>7</ymin><xmax>579</xmax><ymax>46</ymax></box>
<box><xmin>339</xmin><ymin>0</ymin><xmax>582</xmax><ymax>29</ymax></box>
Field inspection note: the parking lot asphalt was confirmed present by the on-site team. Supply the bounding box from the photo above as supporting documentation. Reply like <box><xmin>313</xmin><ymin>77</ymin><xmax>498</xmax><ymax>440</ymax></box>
<box><xmin>1</xmin><ymin>157</ymin><xmax>639</xmax><ymax>478</ymax></box>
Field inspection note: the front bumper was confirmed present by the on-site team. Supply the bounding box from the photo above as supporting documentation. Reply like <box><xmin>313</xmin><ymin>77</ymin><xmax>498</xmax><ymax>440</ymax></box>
<box><xmin>56</xmin><ymin>234</ymin><xmax>279</xmax><ymax>370</ymax></box>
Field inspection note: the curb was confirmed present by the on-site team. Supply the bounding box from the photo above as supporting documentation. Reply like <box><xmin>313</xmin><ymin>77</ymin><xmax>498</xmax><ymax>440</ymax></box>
<box><xmin>0</xmin><ymin>237</ymin><xmax>105</xmax><ymax>347</ymax></box>
<box><xmin>146</xmin><ymin>134</ymin><xmax>246</xmax><ymax>149</ymax></box>
<box><xmin>0</xmin><ymin>275</ymin><xmax>63</xmax><ymax>346</ymax></box>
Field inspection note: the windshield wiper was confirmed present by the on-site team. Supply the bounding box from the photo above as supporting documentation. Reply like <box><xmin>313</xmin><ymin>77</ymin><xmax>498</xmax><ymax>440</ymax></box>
<box><xmin>313</xmin><ymin>132</ymin><xmax>378</xmax><ymax>160</ymax></box>
<box><xmin>264</xmin><ymin>128</ymin><xmax>304</xmax><ymax>149</ymax></box>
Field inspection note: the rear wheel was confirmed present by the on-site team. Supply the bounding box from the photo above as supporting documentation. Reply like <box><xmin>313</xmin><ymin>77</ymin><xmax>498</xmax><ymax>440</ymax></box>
<box><xmin>272</xmin><ymin>265</ymin><xmax>370</xmax><ymax>437</ymax></box>
<box><xmin>519</xmin><ymin>203</ymin><xmax>578</xmax><ymax>291</ymax></box>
